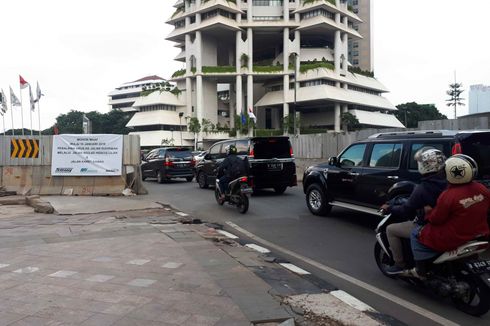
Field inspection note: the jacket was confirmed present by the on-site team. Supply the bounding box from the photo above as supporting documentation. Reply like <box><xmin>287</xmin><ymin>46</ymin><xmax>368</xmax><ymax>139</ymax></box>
<box><xmin>388</xmin><ymin>173</ymin><xmax>447</xmax><ymax>221</ymax></box>
<box><xmin>419</xmin><ymin>182</ymin><xmax>490</xmax><ymax>252</ymax></box>
<box><xmin>218</xmin><ymin>155</ymin><xmax>247</xmax><ymax>179</ymax></box>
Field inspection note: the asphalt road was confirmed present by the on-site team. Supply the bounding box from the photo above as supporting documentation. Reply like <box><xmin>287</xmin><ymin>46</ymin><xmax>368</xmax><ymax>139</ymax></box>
<box><xmin>142</xmin><ymin>178</ymin><xmax>490</xmax><ymax>326</ymax></box>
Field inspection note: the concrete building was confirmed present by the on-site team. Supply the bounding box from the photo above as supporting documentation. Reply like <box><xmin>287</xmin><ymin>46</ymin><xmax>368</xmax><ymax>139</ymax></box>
<box><xmin>166</xmin><ymin>0</ymin><xmax>403</xmax><ymax>139</ymax></box>
<box><xmin>108</xmin><ymin>76</ymin><xmax>167</xmax><ymax>112</ymax></box>
<box><xmin>469</xmin><ymin>84</ymin><xmax>490</xmax><ymax>115</ymax></box>
<box><xmin>347</xmin><ymin>0</ymin><xmax>372</xmax><ymax>71</ymax></box>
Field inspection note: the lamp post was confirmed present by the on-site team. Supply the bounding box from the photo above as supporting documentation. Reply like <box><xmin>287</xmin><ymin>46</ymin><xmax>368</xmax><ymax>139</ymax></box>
<box><xmin>179</xmin><ymin>112</ymin><xmax>184</xmax><ymax>146</ymax></box>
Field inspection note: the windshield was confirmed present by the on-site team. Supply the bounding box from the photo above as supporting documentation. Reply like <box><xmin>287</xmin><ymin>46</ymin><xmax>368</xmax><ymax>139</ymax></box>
<box><xmin>252</xmin><ymin>138</ymin><xmax>291</xmax><ymax>159</ymax></box>
<box><xmin>459</xmin><ymin>133</ymin><xmax>490</xmax><ymax>179</ymax></box>
<box><xmin>166</xmin><ymin>149</ymin><xmax>193</xmax><ymax>160</ymax></box>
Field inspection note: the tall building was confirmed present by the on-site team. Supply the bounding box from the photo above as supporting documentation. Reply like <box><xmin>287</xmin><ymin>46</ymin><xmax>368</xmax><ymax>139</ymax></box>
<box><xmin>469</xmin><ymin>84</ymin><xmax>490</xmax><ymax>115</ymax></box>
<box><xmin>347</xmin><ymin>0</ymin><xmax>372</xmax><ymax>71</ymax></box>
<box><xmin>166</xmin><ymin>0</ymin><xmax>402</xmax><ymax>138</ymax></box>
<box><xmin>108</xmin><ymin>76</ymin><xmax>167</xmax><ymax>112</ymax></box>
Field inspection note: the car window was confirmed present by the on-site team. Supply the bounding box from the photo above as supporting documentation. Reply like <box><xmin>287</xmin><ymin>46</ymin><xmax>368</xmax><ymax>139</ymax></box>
<box><xmin>219</xmin><ymin>141</ymin><xmax>235</xmax><ymax>159</ymax></box>
<box><xmin>369</xmin><ymin>143</ymin><xmax>402</xmax><ymax>168</ymax></box>
<box><xmin>209</xmin><ymin>144</ymin><xmax>222</xmax><ymax>159</ymax></box>
<box><xmin>339</xmin><ymin>144</ymin><xmax>366</xmax><ymax>167</ymax></box>
<box><xmin>409</xmin><ymin>142</ymin><xmax>448</xmax><ymax>170</ymax></box>
<box><xmin>158</xmin><ymin>149</ymin><xmax>166</xmax><ymax>158</ymax></box>
<box><xmin>146</xmin><ymin>150</ymin><xmax>157</xmax><ymax>160</ymax></box>
<box><xmin>252</xmin><ymin>137</ymin><xmax>291</xmax><ymax>159</ymax></box>
<box><xmin>166</xmin><ymin>149</ymin><xmax>192</xmax><ymax>160</ymax></box>
<box><xmin>236</xmin><ymin>140</ymin><xmax>249</xmax><ymax>155</ymax></box>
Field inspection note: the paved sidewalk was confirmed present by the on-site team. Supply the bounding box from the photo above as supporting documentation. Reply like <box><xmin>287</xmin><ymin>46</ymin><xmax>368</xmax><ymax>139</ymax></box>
<box><xmin>0</xmin><ymin>204</ymin><xmax>292</xmax><ymax>325</ymax></box>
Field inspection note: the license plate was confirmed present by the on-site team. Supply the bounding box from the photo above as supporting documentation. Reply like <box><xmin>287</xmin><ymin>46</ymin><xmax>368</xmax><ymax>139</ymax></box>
<box><xmin>466</xmin><ymin>260</ymin><xmax>490</xmax><ymax>273</ymax></box>
<box><xmin>267</xmin><ymin>163</ymin><xmax>283</xmax><ymax>171</ymax></box>
<box><xmin>241</xmin><ymin>187</ymin><xmax>253</xmax><ymax>194</ymax></box>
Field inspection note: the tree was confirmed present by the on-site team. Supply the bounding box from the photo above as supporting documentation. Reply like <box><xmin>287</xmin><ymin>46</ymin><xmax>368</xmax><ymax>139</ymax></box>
<box><xmin>394</xmin><ymin>102</ymin><xmax>447</xmax><ymax>128</ymax></box>
<box><xmin>187</xmin><ymin>117</ymin><xmax>201</xmax><ymax>150</ymax></box>
<box><xmin>341</xmin><ymin>112</ymin><xmax>361</xmax><ymax>132</ymax></box>
<box><xmin>446</xmin><ymin>82</ymin><xmax>465</xmax><ymax>119</ymax></box>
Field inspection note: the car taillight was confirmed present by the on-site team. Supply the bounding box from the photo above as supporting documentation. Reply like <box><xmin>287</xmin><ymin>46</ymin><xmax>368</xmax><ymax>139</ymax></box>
<box><xmin>164</xmin><ymin>158</ymin><xmax>173</xmax><ymax>167</ymax></box>
<box><xmin>240</xmin><ymin>177</ymin><xmax>248</xmax><ymax>182</ymax></box>
<box><xmin>191</xmin><ymin>158</ymin><xmax>196</xmax><ymax>167</ymax></box>
<box><xmin>249</xmin><ymin>148</ymin><xmax>254</xmax><ymax>158</ymax></box>
<box><xmin>290</xmin><ymin>146</ymin><xmax>294</xmax><ymax>158</ymax></box>
<box><xmin>452</xmin><ymin>143</ymin><xmax>462</xmax><ymax>155</ymax></box>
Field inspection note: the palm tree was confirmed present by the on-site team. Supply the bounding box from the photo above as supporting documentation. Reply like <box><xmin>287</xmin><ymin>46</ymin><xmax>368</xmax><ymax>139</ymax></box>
<box><xmin>446</xmin><ymin>82</ymin><xmax>465</xmax><ymax>119</ymax></box>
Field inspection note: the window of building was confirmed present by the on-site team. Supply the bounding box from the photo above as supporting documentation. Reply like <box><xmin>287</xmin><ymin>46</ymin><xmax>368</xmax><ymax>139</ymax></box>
<box><xmin>301</xmin><ymin>9</ymin><xmax>335</xmax><ymax>21</ymax></box>
<box><xmin>253</xmin><ymin>16</ymin><xmax>283</xmax><ymax>21</ymax></box>
<box><xmin>174</xmin><ymin>20</ymin><xmax>185</xmax><ymax>29</ymax></box>
<box><xmin>140</xmin><ymin>104</ymin><xmax>177</xmax><ymax>112</ymax></box>
<box><xmin>353</xmin><ymin>42</ymin><xmax>359</xmax><ymax>48</ymax></box>
<box><xmin>352</xmin><ymin>50</ymin><xmax>359</xmax><ymax>56</ymax></box>
<box><xmin>353</xmin><ymin>59</ymin><xmax>359</xmax><ymax>65</ymax></box>
<box><xmin>253</xmin><ymin>0</ymin><xmax>283</xmax><ymax>6</ymax></box>
<box><xmin>300</xmin><ymin>79</ymin><xmax>336</xmax><ymax>88</ymax></box>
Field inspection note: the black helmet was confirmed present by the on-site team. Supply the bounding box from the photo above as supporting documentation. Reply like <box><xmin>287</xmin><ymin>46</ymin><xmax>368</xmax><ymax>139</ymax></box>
<box><xmin>226</xmin><ymin>144</ymin><xmax>237</xmax><ymax>155</ymax></box>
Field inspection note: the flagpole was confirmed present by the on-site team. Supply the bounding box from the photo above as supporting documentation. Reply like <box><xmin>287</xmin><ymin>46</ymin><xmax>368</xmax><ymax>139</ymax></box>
<box><xmin>29</xmin><ymin>100</ymin><xmax>33</xmax><ymax>136</ymax></box>
<box><xmin>2</xmin><ymin>114</ymin><xmax>5</xmax><ymax>136</ymax></box>
<box><xmin>10</xmin><ymin>100</ymin><xmax>14</xmax><ymax>136</ymax></box>
<box><xmin>19</xmin><ymin>84</ymin><xmax>24</xmax><ymax>136</ymax></box>
<box><xmin>37</xmin><ymin>100</ymin><xmax>41</xmax><ymax>136</ymax></box>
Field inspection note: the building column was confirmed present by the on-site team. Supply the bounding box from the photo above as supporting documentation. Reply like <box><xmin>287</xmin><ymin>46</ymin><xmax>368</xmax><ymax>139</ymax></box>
<box><xmin>334</xmin><ymin>103</ymin><xmax>341</xmax><ymax>132</ymax></box>
<box><xmin>283</xmin><ymin>28</ymin><xmax>290</xmax><ymax>120</ymax></box>
<box><xmin>342</xmin><ymin>31</ymin><xmax>348</xmax><ymax>75</ymax></box>
<box><xmin>196</xmin><ymin>75</ymin><xmax>203</xmax><ymax>141</ymax></box>
<box><xmin>284</xmin><ymin>0</ymin><xmax>289</xmax><ymax>23</ymax></box>
<box><xmin>185</xmin><ymin>33</ymin><xmax>193</xmax><ymax>116</ymax></box>
<box><xmin>334</xmin><ymin>13</ymin><xmax>341</xmax><ymax>73</ymax></box>
<box><xmin>236</xmin><ymin>76</ymin><xmax>242</xmax><ymax>117</ymax></box>
<box><xmin>246</xmin><ymin>28</ymin><xmax>253</xmax><ymax>120</ymax></box>
<box><xmin>248</xmin><ymin>0</ymin><xmax>253</xmax><ymax>22</ymax></box>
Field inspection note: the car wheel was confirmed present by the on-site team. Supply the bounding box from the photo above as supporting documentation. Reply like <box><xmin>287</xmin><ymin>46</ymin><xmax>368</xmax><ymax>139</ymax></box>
<box><xmin>198</xmin><ymin>172</ymin><xmax>209</xmax><ymax>189</ymax></box>
<box><xmin>157</xmin><ymin>171</ymin><xmax>164</xmax><ymax>184</ymax></box>
<box><xmin>186</xmin><ymin>176</ymin><xmax>193</xmax><ymax>182</ymax></box>
<box><xmin>274</xmin><ymin>186</ymin><xmax>287</xmax><ymax>195</ymax></box>
<box><xmin>142</xmin><ymin>175</ymin><xmax>147</xmax><ymax>181</ymax></box>
<box><xmin>306</xmin><ymin>184</ymin><xmax>332</xmax><ymax>216</ymax></box>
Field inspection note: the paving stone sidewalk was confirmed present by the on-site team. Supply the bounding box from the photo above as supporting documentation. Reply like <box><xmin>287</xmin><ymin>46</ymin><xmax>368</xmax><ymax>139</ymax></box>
<box><xmin>0</xmin><ymin>205</ymin><xmax>292</xmax><ymax>326</ymax></box>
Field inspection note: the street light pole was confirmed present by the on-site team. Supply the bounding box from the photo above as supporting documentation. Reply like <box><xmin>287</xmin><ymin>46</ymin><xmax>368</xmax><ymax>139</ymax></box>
<box><xmin>179</xmin><ymin>112</ymin><xmax>184</xmax><ymax>146</ymax></box>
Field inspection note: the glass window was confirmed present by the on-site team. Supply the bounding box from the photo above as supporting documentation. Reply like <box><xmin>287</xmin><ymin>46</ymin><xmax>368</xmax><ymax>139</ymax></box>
<box><xmin>236</xmin><ymin>140</ymin><xmax>249</xmax><ymax>155</ymax></box>
<box><xmin>409</xmin><ymin>143</ymin><xmax>448</xmax><ymax>170</ymax></box>
<box><xmin>369</xmin><ymin>143</ymin><xmax>402</xmax><ymax>168</ymax></box>
<box><xmin>209</xmin><ymin>144</ymin><xmax>221</xmax><ymax>159</ymax></box>
<box><xmin>339</xmin><ymin>144</ymin><xmax>366</xmax><ymax>167</ymax></box>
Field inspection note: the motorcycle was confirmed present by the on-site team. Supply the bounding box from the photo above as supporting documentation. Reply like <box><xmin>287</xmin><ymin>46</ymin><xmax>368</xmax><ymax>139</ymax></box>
<box><xmin>215</xmin><ymin>176</ymin><xmax>253</xmax><ymax>214</ymax></box>
<box><xmin>374</xmin><ymin>210</ymin><xmax>490</xmax><ymax>316</ymax></box>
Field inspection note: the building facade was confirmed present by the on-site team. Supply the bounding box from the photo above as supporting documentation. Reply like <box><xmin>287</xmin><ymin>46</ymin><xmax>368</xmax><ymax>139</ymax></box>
<box><xmin>166</xmin><ymin>0</ymin><xmax>403</xmax><ymax>139</ymax></box>
<box><xmin>469</xmin><ymin>84</ymin><xmax>490</xmax><ymax>115</ymax></box>
<box><xmin>347</xmin><ymin>0</ymin><xmax>372</xmax><ymax>71</ymax></box>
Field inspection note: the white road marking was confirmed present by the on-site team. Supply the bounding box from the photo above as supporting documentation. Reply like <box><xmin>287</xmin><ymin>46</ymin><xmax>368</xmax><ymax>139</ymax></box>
<box><xmin>126</xmin><ymin>259</ymin><xmax>151</xmax><ymax>266</ymax></box>
<box><xmin>86</xmin><ymin>274</ymin><xmax>115</xmax><ymax>283</ymax></box>
<box><xmin>331</xmin><ymin>290</ymin><xmax>375</xmax><ymax>312</ymax></box>
<box><xmin>13</xmin><ymin>267</ymin><xmax>39</xmax><ymax>274</ymax></box>
<box><xmin>127</xmin><ymin>278</ymin><xmax>156</xmax><ymax>287</ymax></box>
<box><xmin>175</xmin><ymin>212</ymin><xmax>189</xmax><ymax>217</ymax></box>
<box><xmin>280</xmin><ymin>263</ymin><xmax>311</xmax><ymax>275</ymax></box>
<box><xmin>226</xmin><ymin>221</ymin><xmax>459</xmax><ymax>326</ymax></box>
<box><xmin>217</xmin><ymin>230</ymin><xmax>239</xmax><ymax>239</ymax></box>
<box><xmin>162</xmin><ymin>262</ymin><xmax>183</xmax><ymax>269</ymax></box>
<box><xmin>245</xmin><ymin>243</ymin><xmax>271</xmax><ymax>254</ymax></box>
<box><xmin>49</xmin><ymin>270</ymin><xmax>78</xmax><ymax>278</ymax></box>
<box><xmin>0</xmin><ymin>264</ymin><xmax>10</xmax><ymax>269</ymax></box>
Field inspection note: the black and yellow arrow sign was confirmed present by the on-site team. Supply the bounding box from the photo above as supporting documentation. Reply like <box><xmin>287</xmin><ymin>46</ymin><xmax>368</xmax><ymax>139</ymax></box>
<box><xmin>11</xmin><ymin>139</ymin><xmax>40</xmax><ymax>159</ymax></box>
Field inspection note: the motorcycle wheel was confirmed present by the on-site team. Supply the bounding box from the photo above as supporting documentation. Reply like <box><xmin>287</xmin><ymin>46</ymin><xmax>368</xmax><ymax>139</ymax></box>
<box><xmin>214</xmin><ymin>188</ymin><xmax>224</xmax><ymax>206</ymax></box>
<box><xmin>237</xmin><ymin>194</ymin><xmax>249</xmax><ymax>214</ymax></box>
<box><xmin>452</xmin><ymin>274</ymin><xmax>490</xmax><ymax>316</ymax></box>
<box><xmin>374</xmin><ymin>242</ymin><xmax>396</xmax><ymax>279</ymax></box>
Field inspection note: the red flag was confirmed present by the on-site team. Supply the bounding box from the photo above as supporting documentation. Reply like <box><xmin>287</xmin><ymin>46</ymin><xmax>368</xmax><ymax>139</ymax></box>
<box><xmin>19</xmin><ymin>75</ymin><xmax>29</xmax><ymax>89</ymax></box>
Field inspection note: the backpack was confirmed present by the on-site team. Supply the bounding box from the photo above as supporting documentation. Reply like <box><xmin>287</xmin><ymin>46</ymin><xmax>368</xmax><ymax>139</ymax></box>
<box><xmin>229</xmin><ymin>156</ymin><xmax>247</xmax><ymax>179</ymax></box>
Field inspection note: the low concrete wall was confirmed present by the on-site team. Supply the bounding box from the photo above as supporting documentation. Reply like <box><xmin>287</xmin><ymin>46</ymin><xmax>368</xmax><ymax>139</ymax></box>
<box><xmin>0</xmin><ymin>135</ymin><xmax>146</xmax><ymax>196</ymax></box>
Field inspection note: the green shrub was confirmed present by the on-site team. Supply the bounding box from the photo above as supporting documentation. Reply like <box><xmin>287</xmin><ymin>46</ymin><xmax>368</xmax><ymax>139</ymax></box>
<box><xmin>254</xmin><ymin>129</ymin><xmax>283</xmax><ymax>137</ymax></box>
<box><xmin>348</xmin><ymin>66</ymin><xmax>375</xmax><ymax>78</ymax></box>
<box><xmin>300</xmin><ymin>61</ymin><xmax>334</xmax><ymax>73</ymax></box>
<box><xmin>253</xmin><ymin>65</ymin><xmax>284</xmax><ymax>73</ymax></box>
<box><xmin>172</xmin><ymin>69</ymin><xmax>186</xmax><ymax>78</ymax></box>
<box><xmin>202</xmin><ymin>66</ymin><xmax>236</xmax><ymax>73</ymax></box>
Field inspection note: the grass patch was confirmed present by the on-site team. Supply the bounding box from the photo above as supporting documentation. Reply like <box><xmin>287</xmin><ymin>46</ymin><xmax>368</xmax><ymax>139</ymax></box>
<box><xmin>253</xmin><ymin>65</ymin><xmax>284</xmax><ymax>73</ymax></box>
<box><xmin>171</xmin><ymin>69</ymin><xmax>186</xmax><ymax>78</ymax></box>
<box><xmin>202</xmin><ymin>66</ymin><xmax>236</xmax><ymax>73</ymax></box>
<box><xmin>300</xmin><ymin>61</ymin><xmax>334</xmax><ymax>73</ymax></box>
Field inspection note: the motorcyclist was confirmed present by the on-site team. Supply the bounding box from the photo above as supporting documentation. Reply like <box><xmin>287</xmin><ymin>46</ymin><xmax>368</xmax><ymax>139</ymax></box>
<box><xmin>410</xmin><ymin>154</ymin><xmax>490</xmax><ymax>278</ymax></box>
<box><xmin>217</xmin><ymin>144</ymin><xmax>248</xmax><ymax>199</ymax></box>
<box><xmin>380</xmin><ymin>147</ymin><xmax>447</xmax><ymax>274</ymax></box>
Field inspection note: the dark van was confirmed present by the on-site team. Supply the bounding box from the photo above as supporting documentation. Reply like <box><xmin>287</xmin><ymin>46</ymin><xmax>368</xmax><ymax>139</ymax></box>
<box><xmin>195</xmin><ymin>136</ymin><xmax>297</xmax><ymax>194</ymax></box>
<box><xmin>141</xmin><ymin>147</ymin><xmax>195</xmax><ymax>183</ymax></box>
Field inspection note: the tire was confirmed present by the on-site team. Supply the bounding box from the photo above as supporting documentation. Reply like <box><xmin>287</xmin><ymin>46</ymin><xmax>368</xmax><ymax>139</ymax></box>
<box><xmin>198</xmin><ymin>172</ymin><xmax>209</xmax><ymax>189</ymax></box>
<box><xmin>237</xmin><ymin>194</ymin><xmax>249</xmax><ymax>214</ymax></box>
<box><xmin>374</xmin><ymin>242</ymin><xmax>396</xmax><ymax>279</ymax></box>
<box><xmin>186</xmin><ymin>176</ymin><xmax>193</xmax><ymax>182</ymax></box>
<box><xmin>452</xmin><ymin>274</ymin><xmax>490</xmax><ymax>316</ymax></box>
<box><xmin>157</xmin><ymin>171</ymin><xmax>164</xmax><ymax>184</ymax></box>
<box><xmin>215</xmin><ymin>187</ymin><xmax>224</xmax><ymax>205</ymax></box>
<box><xmin>305</xmin><ymin>184</ymin><xmax>332</xmax><ymax>216</ymax></box>
<box><xmin>142</xmin><ymin>175</ymin><xmax>147</xmax><ymax>181</ymax></box>
<box><xmin>274</xmin><ymin>186</ymin><xmax>287</xmax><ymax>195</ymax></box>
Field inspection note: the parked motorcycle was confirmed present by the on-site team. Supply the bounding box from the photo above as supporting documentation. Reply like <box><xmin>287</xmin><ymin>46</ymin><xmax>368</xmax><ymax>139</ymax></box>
<box><xmin>215</xmin><ymin>176</ymin><xmax>252</xmax><ymax>214</ymax></box>
<box><xmin>374</xmin><ymin>211</ymin><xmax>490</xmax><ymax>316</ymax></box>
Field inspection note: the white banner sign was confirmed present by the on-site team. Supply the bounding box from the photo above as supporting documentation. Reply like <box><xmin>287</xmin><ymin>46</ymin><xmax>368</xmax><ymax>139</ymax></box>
<box><xmin>51</xmin><ymin>134</ymin><xmax>123</xmax><ymax>176</ymax></box>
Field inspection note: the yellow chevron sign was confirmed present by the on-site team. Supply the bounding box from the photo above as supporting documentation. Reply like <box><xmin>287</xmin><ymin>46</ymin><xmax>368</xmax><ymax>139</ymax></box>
<box><xmin>10</xmin><ymin>139</ymin><xmax>40</xmax><ymax>159</ymax></box>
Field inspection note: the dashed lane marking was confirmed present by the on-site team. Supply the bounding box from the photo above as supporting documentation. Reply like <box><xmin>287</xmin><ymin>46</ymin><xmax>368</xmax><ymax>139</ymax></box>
<box><xmin>175</xmin><ymin>212</ymin><xmax>189</xmax><ymax>217</ymax></box>
<box><xmin>331</xmin><ymin>290</ymin><xmax>375</xmax><ymax>312</ymax></box>
<box><xmin>217</xmin><ymin>230</ymin><xmax>239</xmax><ymax>239</ymax></box>
<box><xmin>226</xmin><ymin>221</ymin><xmax>459</xmax><ymax>326</ymax></box>
<box><xmin>279</xmin><ymin>263</ymin><xmax>311</xmax><ymax>275</ymax></box>
<box><xmin>245</xmin><ymin>243</ymin><xmax>271</xmax><ymax>254</ymax></box>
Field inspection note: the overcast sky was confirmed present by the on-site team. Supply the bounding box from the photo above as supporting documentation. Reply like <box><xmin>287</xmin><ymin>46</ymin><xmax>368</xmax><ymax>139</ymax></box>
<box><xmin>0</xmin><ymin>0</ymin><xmax>488</xmax><ymax>132</ymax></box>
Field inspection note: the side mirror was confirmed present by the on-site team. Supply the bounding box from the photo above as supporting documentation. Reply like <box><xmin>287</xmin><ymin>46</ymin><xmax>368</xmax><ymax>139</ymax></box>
<box><xmin>328</xmin><ymin>157</ymin><xmax>338</xmax><ymax>166</ymax></box>
<box><xmin>204</xmin><ymin>153</ymin><xmax>212</xmax><ymax>160</ymax></box>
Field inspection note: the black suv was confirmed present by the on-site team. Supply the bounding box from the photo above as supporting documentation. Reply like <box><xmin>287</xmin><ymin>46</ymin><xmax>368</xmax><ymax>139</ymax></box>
<box><xmin>195</xmin><ymin>136</ymin><xmax>297</xmax><ymax>194</ymax></box>
<box><xmin>141</xmin><ymin>147</ymin><xmax>195</xmax><ymax>183</ymax></box>
<box><xmin>303</xmin><ymin>130</ymin><xmax>490</xmax><ymax>216</ymax></box>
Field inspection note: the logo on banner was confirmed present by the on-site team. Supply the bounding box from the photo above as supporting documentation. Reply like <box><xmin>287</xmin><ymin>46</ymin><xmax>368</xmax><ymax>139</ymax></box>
<box><xmin>55</xmin><ymin>168</ymin><xmax>73</xmax><ymax>173</ymax></box>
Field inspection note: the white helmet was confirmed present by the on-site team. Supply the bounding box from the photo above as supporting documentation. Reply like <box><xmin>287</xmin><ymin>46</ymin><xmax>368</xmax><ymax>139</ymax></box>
<box><xmin>445</xmin><ymin>154</ymin><xmax>478</xmax><ymax>185</ymax></box>
<box><xmin>414</xmin><ymin>147</ymin><xmax>446</xmax><ymax>175</ymax></box>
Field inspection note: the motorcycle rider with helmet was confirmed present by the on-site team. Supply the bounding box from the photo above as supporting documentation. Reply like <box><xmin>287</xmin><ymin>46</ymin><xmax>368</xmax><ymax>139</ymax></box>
<box><xmin>217</xmin><ymin>144</ymin><xmax>248</xmax><ymax>199</ymax></box>
<box><xmin>410</xmin><ymin>154</ymin><xmax>490</xmax><ymax>278</ymax></box>
<box><xmin>380</xmin><ymin>147</ymin><xmax>447</xmax><ymax>274</ymax></box>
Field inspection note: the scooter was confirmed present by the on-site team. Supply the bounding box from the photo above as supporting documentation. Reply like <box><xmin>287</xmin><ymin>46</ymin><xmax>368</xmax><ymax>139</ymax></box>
<box><xmin>374</xmin><ymin>211</ymin><xmax>490</xmax><ymax>316</ymax></box>
<box><xmin>215</xmin><ymin>176</ymin><xmax>253</xmax><ymax>214</ymax></box>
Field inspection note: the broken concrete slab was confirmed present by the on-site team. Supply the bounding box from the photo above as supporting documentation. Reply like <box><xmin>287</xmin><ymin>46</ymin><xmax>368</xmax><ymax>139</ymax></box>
<box><xmin>0</xmin><ymin>195</ymin><xmax>27</xmax><ymax>206</ymax></box>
